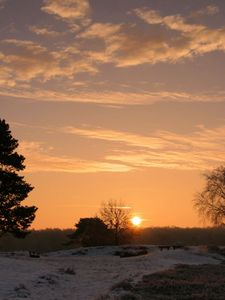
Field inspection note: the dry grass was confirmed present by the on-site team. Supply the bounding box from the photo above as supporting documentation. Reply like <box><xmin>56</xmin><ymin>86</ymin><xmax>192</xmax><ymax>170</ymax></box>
<box><xmin>112</xmin><ymin>263</ymin><xmax>225</xmax><ymax>300</ymax></box>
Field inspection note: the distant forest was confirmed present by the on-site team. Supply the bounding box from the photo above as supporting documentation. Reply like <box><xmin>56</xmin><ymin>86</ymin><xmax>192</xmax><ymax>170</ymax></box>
<box><xmin>137</xmin><ymin>227</ymin><xmax>225</xmax><ymax>246</ymax></box>
<box><xmin>0</xmin><ymin>227</ymin><xmax>224</xmax><ymax>252</ymax></box>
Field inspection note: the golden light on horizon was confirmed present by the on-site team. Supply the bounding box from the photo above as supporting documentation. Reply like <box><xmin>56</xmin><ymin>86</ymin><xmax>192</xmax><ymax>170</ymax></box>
<box><xmin>131</xmin><ymin>216</ymin><xmax>142</xmax><ymax>226</ymax></box>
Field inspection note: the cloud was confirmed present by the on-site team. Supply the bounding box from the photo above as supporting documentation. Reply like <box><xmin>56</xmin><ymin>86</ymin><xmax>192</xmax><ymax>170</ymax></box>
<box><xmin>41</xmin><ymin>0</ymin><xmax>90</xmax><ymax>22</ymax></box>
<box><xmin>109</xmin><ymin>8</ymin><xmax>225</xmax><ymax>66</ymax></box>
<box><xmin>29</xmin><ymin>25</ymin><xmax>63</xmax><ymax>37</ymax></box>
<box><xmin>0</xmin><ymin>0</ymin><xmax>6</xmax><ymax>9</ymax></box>
<box><xmin>64</xmin><ymin>125</ymin><xmax>225</xmax><ymax>171</ymax></box>
<box><xmin>0</xmin><ymin>39</ymin><xmax>97</xmax><ymax>83</ymax></box>
<box><xmin>19</xmin><ymin>141</ymin><xmax>133</xmax><ymax>173</ymax></box>
<box><xmin>1</xmin><ymin>84</ymin><xmax>225</xmax><ymax>105</ymax></box>
<box><xmin>1</xmin><ymin>8</ymin><xmax>225</xmax><ymax>100</ymax></box>
<box><xmin>79</xmin><ymin>22</ymin><xmax>124</xmax><ymax>63</ymax></box>
<box><xmin>64</xmin><ymin>127</ymin><xmax>168</xmax><ymax>150</ymax></box>
<box><xmin>77</xmin><ymin>9</ymin><xmax>225</xmax><ymax>67</ymax></box>
<box><xmin>74</xmin><ymin>11</ymin><xmax>225</xmax><ymax>68</ymax></box>
<box><xmin>1</xmin><ymin>7</ymin><xmax>225</xmax><ymax>92</ymax></box>
<box><xmin>134</xmin><ymin>9</ymin><xmax>203</xmax><ymax>32</ymax></box>
<box><xmin>190</xmin><ymin>5</ymin><xmax>219</xmax><ymax>18</ymax></box>
<box><xmin>0</xmin><ymin>2</ymin><xmax>225</xmax><ymax>92</ymax></box>
<box><xmin>0</xmin><ymin>64</ymin><xmax>16</xmax><ymax>87</ymax></box>
<box><xmin>80</xmin><ymin>6</ymin><xmax>225</xmax><ymax>67</ymax></box>
<box><xmin>80</xmin><ymin>22</ymin><xmax>122</xmax><ymax>40</ymax></box>
<box><xmin>12</xmin><ymin>122</ymin><xmax>225</xmax><ymax>172</ymax></box>
<box><xmin>0</xmin><ymin>39</ymin><xmax>61</xmax><ymax>81</ymax></box>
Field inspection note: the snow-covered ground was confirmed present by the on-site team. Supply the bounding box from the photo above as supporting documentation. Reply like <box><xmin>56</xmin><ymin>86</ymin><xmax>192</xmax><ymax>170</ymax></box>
<box><xmin>0</xmin><ymin>246</ymin><xmax>221</xmax><ymax>300</ymax></box>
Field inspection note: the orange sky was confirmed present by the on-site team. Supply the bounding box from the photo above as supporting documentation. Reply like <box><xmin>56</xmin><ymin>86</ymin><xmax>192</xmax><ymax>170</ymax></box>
<box><xmin>1</xmin><ymin>0</ymin><xmax>225</xmax><ymax>229</ymax></box>
<box><xmin>25</xmin><ymin>168</ymin><xmax>204</xmax><ymax>228</ymax></box>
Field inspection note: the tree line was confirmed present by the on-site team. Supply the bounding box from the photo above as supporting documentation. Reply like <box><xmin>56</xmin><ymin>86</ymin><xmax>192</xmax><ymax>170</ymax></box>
<box><xmin>0</xmin><ymin>226</ymin><xmax>224</xmax><ymax>252</ymax></box>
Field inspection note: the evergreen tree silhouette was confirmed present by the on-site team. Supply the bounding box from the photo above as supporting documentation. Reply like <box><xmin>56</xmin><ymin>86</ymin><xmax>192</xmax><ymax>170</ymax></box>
<box><xmin>0</xmin><ymin>119</ymin><xmax>37</xmax><ymax>237</ymax></box>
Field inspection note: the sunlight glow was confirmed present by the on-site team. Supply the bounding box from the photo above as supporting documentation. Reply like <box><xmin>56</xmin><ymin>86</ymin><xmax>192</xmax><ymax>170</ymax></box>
<box><xmin>131</xmin><ymin>216</ymin><xmax>142</xmax><ymax>226</ymax></box>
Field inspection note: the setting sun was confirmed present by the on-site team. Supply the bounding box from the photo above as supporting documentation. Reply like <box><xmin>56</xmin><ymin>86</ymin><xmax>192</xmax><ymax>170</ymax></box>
<box><xmin>131</xmin><ymin>216</ymin><xmax>142</xmax><ymax>226</ymax></box>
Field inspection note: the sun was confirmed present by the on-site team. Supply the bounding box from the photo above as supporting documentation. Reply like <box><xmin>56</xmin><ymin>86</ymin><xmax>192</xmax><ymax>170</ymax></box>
<box><xmin>131</xmin><ymin>216</ymin><xmax>142</xmax><ymax>226</ymax></box>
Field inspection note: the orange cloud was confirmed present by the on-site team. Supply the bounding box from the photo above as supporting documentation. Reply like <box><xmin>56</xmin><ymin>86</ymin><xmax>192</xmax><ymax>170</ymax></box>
<box><xmin>0</xmin><ymin>39</ymin><xmax>97</xmax><ymax>83</ymax></box>
<box><xmin>79</xmin><ymin>22</ymin><xmax>124</xmax><ymax>63</ymax></box>
<box><xmin>1</xmin><ymin>85</ymin><xmax>225</xmax><ymax>104</ymax></box>
<box><xmin>0</xmin><ymin>0</ymin><xmax>6</xmax><ymax>9</ymax></box>
<box><xmin>1</xmin><ymin>7</ymin><xmax>225</xmax><ymax>91</ymax></box>
<box><xmin>120</xmin><ymin>8</ymin><xmax>225</xmax><ymax>66</ymax></box>
<box><xmin>29</xmin><ymin>25</ymin><xmax>63</xmax><ymax>37</ymax></box>
<box><xmin>190</xmin><ymin>5</ymin><xmax>219</xmax><ymax>18</ymax></box>
<box><xmin>41</xmin><ymin>0</ymin><xmax>90</xmax><ymax>21</ymax></box>
<box><xmin>77</xmin><ymin>9</ymin><xmax>225</xmax><ymax>67</ymax></box>
<box><xmin>80</xmin><ymin>23</ymin><xmax>122</xmax><ymax>40</ymax></box>
<box><xmin>19</xmin><ymin>141</ymin><xmax>133</xmax><ymax>173</ymax></box>
<box><xmin>0</xmin><ymin>39</ymin><xmax>61</xmax><ymax>81</ymax></box>
<box><xmin>65</xmin><ymin>127</ymin><xmax>167</xmax><ymax>150</ymax></box>
<box><xmin>64</xmin><ymin>125</ymin><xmax>225</xmax><ymax>170</ymax></box>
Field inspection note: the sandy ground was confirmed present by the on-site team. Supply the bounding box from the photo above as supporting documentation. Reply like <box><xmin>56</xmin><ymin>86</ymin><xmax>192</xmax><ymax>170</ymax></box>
<box><xmin>0</xmin><ymin>246</ymin><xmax>221</xmax><ymax>300</ymax></box>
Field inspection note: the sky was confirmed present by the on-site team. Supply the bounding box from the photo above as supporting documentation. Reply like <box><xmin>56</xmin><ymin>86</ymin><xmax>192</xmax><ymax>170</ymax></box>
<box><xmin>1</xmin><ymin>0</ymin><xmax>225</xmax><ymax>229</ymax></box>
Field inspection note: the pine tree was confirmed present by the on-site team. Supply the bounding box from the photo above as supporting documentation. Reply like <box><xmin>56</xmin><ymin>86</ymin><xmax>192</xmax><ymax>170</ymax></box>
<box><xmin>0</xmin><ymin>119</ymin><xmax>37</xmax><ymax>237</ymax></box>
<box><xmin>71</xmin><ymin>217</ymin><xmax>112</xmax><ymax>246</ymax></box>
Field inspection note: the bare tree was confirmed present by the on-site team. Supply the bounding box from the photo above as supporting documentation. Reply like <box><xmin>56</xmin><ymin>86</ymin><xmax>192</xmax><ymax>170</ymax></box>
<box><xmin>194</xmin><ymin>166</ymin><xmax>225</xmax><ymax>225</ymax></box>
<box><xmin>99</xmin><ymin>199</ymin><xmax>131</xmax><ymax>245</ymax></box>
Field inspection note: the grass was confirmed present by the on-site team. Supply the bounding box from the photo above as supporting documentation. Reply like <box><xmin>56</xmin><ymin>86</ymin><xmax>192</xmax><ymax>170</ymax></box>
<box><xmin>114</xmin><ymin>246</ymin><xmax>148</xmax><ymax>258</ymax></box>
<box><xmin>59</xmin><ymin>267</ymin><xmax>76</xmax><ymax>275</ymax></box>
<box><xmin>112</xmin><ymin>263</ymin><xmax>225</xmax><ymax>300</ymax></box>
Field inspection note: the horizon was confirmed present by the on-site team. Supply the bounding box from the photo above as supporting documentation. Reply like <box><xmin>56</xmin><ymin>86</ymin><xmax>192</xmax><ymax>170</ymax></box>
<box><xmin>28</xmin><ymin>225</ymin><xmax>219</xmax><ymax>231</ymax></box>
<box><xmin>1</xmin><ymin>0</ymin><xmax>225</xmax><ymax>229</ymax></box>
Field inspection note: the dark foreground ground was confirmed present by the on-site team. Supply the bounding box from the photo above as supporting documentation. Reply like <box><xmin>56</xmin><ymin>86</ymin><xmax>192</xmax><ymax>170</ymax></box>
<box><xmin>111</xmin><ymin>263</ymin><xmax>225</xmax><ymax>300</ymax></box>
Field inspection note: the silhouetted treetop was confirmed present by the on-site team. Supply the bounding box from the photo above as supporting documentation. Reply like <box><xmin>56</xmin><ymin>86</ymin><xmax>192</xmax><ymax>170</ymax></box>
<box><xmin>72</xmin><ymin>217</ymin><xmax>112</xmax><ymax>246</ymax></box>
<box><xmin>194</xmin><ymin>166</ymin><xmax>225</xmax><ymax>226</ymax></box>
<box><xmin>0</xmin><ymin>119</ymin><xmax>37</xmax><ymax>237</ymax></box>
<box><xmin>0</xmin><ymin>119</ymin><xmax>25</xmax><ymax>171</ymax></box>
<box><xmin>100</xmin><ymin>199</ymin><xmax>131</xmax><ymax>245</ymax></box>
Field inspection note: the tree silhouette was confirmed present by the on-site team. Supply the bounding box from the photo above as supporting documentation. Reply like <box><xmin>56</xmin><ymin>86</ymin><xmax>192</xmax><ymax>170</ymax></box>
<box><xmin>0</xmin><ymin>119</ymin><xmax>37</xmax><ymax>237</ymax></box>
<box><xmin>194</xmin><ymin>166</ymin><xmax>225</xmax><ymax>226</ymax></box>
<box><xmin>72</xmin><ymin>217</ymin><xmax>112</xmax><ymax>246</ymax></box>
<box><xmin>100</xmin><ymin>199</ymin><xmax>131</xmax><ymax>245</ymax></box>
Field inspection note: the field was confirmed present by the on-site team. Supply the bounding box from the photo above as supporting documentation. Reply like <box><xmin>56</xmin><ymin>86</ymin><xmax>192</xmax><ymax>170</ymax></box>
<box><xmin>0</xmin><ymin>246</ymin><xmax>224</xmax><ymax>300</ymax></box>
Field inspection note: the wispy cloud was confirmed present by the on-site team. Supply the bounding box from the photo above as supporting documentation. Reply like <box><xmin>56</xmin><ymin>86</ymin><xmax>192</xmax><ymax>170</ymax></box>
<box><xmin>80</xmin><ymin>22</ymin><xmax>122</xmax><ymax>40</ymax></box>
<box><xmin>1</xmin><ymin>3</ymin><xmax>225</xmax><ymax>103</ymax></box>
<box><xmin>0</xmin><ymin>0</ymin><xmax>6</xmax><ymax>10</ymax></box>
<box><xmin>79</xmin><ymin>22</ymin><xmax>123</xmax><ymax>63</ymax></box>
<box><xmin>190</xmin><ymin>5</ymin><xmax>219</xmax><ymax>18</ymax></box>
<box><xmin>1</xmin><ymin>85</ymin><xmax>225</xmax><ymax>105</ymax></box>
<box><xmin>12</xmin><ymin>121</ymin><xmax>225</xmax><ymax>172</ymax></box>
<box><xmin>37</xmin><ymin>6</ymin><xmax>225</xmax><ymax>70</ymax></box>
<box><xmin>123</xmin><ymin>7</ymin><xmax>225</xmax><ymax>66</ymax></box>
<box><xmin>64</xmin><ymin>127</ymin><xmax>168</xmax><ymax>150</ymax></box>
<box><xmin>75</xmin><ymin>8</ymin><xmax>225</xmax><ymax>67</ymax></box>
<box><xmin>29</xmin><ymin>25</ymin><xmax>63</xmax><ymax>38</ymax></box>
<box><xmin>64</xmin><ymin>125</ymin><xmax>225</xmax><ymax>171</ymax></box>
<box><xmin>0</xmin><ymin>39</ymin><xmax>61</xmax><ymax>81</ymax></box>
<box><xmin>19</xmin><ymin>141</ymin><xmax>132</xmax><ymax>173</ymax></box>
<box><xmin>0</xmin><ymin>39</ymin><xmax>97</xmax><ymax>83</ymax></box>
